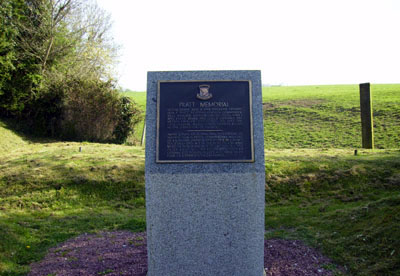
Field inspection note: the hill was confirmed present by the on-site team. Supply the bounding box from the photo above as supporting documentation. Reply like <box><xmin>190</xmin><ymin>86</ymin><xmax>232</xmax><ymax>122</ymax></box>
<box><xmin>0</xmin><ymin>124</ymin><xmax>146</xmax><ymax>275</ymax></box>
<box><xmin>0</xmin><ymin>120</ymin><xmax>29</xmax><ymax>154</ymax></box>
<box><xmin>124</xmin><ymin>84</ymin><xmax>400</xmax><ymax>149</ymax></box>
<box><xmin>1</xmin><ymin>84</ymin><xmax>399</xmax><ymax>275</ymax></box>
<box><xmin>265</xmin><ymin>148</ymin><xmax>400</xmax><ymax>275</ymax></box>
<box><xmin>263</xmin><ymin>84</ymin><xmax>400</xmax><ymax>149</ymax></box>
<box><xmin>119</xmin><ymin>91</ymin><xmax>147</xmax><ymax>145</ymax></box>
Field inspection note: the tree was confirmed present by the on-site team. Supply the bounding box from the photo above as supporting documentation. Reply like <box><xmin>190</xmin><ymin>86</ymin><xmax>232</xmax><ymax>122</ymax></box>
<box><xmin>61</xmin><ymin>0</ymin><xmax>118</xmax><ymax>81</ymax></box>
<box><xmin>0</xmin><ymin>0</ymin><xmax>140</xmax><ymax>143</ymax></box>
<box><xmin>0</xmin><ymin>0</ymin><xmax>118</xmax><ymax>116</ymax></box>
<box><xmin>0</xmin><ymin>0</ymin><xmax>70</xmax><ymax>115</ymax></box>
<box><xmin>0</xmin><ymin>0</ymin><xmax>24</xmax><ymax>115</ymax></box>
<box><xmin>0</xmin><ymin>1</ymin><xmax>15</xmax><ymax>94</ymax></box>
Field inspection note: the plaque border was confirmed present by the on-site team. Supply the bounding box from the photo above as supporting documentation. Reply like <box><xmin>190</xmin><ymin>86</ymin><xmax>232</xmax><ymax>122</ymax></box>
<box><xmin>156</xmin><ymin>80</ymin><xmax>254</xmax><ymax>163</ymax></box>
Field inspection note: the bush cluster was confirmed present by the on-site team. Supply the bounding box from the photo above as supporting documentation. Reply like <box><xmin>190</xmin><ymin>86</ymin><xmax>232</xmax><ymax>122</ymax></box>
<box><xmin>30</xmin><ymin>77</ymin><xmax>142</xmax><ymax>144</ymax></box>
<box><xmin>0</xmin><ymin>0</ymin><xmax>142</xmax><ymax>143</ymax></box>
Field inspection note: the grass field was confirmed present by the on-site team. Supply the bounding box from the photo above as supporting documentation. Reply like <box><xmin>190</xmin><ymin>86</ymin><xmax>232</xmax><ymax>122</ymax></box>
<box><xmin>0</xmin><ymin>84</ymin><xmax>399</xmax><ymax>275</ymax></box>
<box><xmin>122</xmin><ymin>84</ymin><xmax>400</xmax><ymax>149</ymax></box>
<box><xmin>265</xmin><ymin>148</ymin><xmax>400</xmax><ymax>275</ymax></box>
<box><xmin>0</xmin><ymin>120</ymin><xmax>29</xmax><ymax>154</ymax></box>
<box><xmin>263</xmin><ymin>84</ymin><xmax>400</xmax><ymax>149</ymax></box>
<box><xmin>120</xmin><ymin>91</ymin><xmax>147</xmax><ymax>145</ymax></box>
<box><xmin>0</xmin><ymin>138</ymin><xmax>146</xmax><ymax>275</ymax></box>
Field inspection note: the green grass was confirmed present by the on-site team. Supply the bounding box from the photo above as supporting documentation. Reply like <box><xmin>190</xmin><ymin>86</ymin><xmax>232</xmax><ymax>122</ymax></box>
<box><xmin>1</xmin><ymin>84</ymin><xmax>399</xmax><ymax>275</ymax></box>
<box><xmin>0</xmin><ymin>138</ymin><xmax>146</xmax><ymax>275</ymax></box>
<box><xmin>0</xmin><ymin>120</ymin><xmax>29</xmax><ymax>154</ymax></box>
<box><xmin>120</xmin><ymin>91</ymin><xmax>147</xmax><ymax>145</ymax></box>
<box><xmin>119</xmin><ymin>91</ymin><xmax>146</xmax><ymax>108</ymax></box>
<box><xmin>264</xmin><ymin>149</ymin><xmax>400</xmax><ymax>275</ymax></box>
<box><xmin>124</xmin><ymin>84</ymin><xmax>400</xmax><ymax>149</ymax></box>
<box><xmin>263</xmin><ymin>84</ymin><xmax>400</xmax><ymax>149</ymax></box>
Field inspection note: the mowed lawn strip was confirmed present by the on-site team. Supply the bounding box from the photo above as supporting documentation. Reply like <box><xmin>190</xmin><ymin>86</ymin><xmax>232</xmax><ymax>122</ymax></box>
<box><xmin>263</xmin><ymin>84</ymin><xmax>400</xmax><ymax>149</ymax></box>
<box><xmin>265</xmin><ymin>149</ymin><xmax>400</xmax><ymax>275</ymax></box>
<box><xmin>0</xmin><ymin>141</ymin><xmax>146</xmax><ymax>275</ymax></box>
<box><xmin>120</xmin><ymin>91</ymin><xmax>147</xmax><ymax>145</ymax></box>
<box><xmin>1</xmin><ymin>83</ymin><xmax>399</xmax><ymax>275</ymax></box>
<box><xmin>125</xmin><ymin>84</ymin><xmax>400</xmax><ymax>149</ymax></box>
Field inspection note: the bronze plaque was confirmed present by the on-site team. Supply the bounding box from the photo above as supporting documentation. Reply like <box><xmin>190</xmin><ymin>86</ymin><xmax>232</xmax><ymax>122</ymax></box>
<box><xmin>157</xmin><ymin>80</ymin><xmax>254</xmax><ymax>163</ymax></box>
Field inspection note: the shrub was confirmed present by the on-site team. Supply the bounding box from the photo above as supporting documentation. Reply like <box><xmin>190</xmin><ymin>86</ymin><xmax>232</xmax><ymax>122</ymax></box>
<box><xmin>25</xmin><ymin>85</ymin><xmax>65</xmax><ymax>137</ymax></box>
<box><xmin>113</xmin><ymin>96</ymin><xmax>142</xmax><ymax>144</ymax></box>
<box><xmin>58</xmin><ymin>77</ymin><xmax>141</xmax><ymax>143</ymax></box>
<box><xmin>60</xmin><ymin>78</ymin><xmax>119</xmax><ymax>141</ymax></box>
<box><xmin>26</xmin><ymin>76</ymin><xmax>142</xmax><ymax>143</ymax></box>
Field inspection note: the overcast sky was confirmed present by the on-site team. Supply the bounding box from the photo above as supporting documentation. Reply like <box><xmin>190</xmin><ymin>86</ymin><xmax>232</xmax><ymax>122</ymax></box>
<box><xmin>96</xmin><ymin>0</ymin><xmax>400</xmax><ymax>91</ymax></box>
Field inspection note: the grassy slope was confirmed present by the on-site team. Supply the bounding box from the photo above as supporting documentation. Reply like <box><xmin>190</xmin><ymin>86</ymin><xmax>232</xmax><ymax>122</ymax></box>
<box><xmin>123</xmin><ymin>84</ymin><xmax>400</xmax><ymax>149</ymax></box>
<box><xmin>261</xmin><ymin>84</ymin><xmax>400</xmax><ymax>275</ymax></box>
<box><xmin>0</xmin><ymin>120</ymin><xmax>29</xmax><ymax>154</ymax></box>
<box><xmin>120</xmin><ymin>91</ymin><xmax>147</xmax><ymax>144</ymax></box>
<box><xmin>0</xmin><ymin>137</ymin><xmax>146</xmax><ymax>275</ymax></box>
<box><xmin>265</xmin><ymin>149</ymin><xmax>400</xmax><ymax>275</ymax></box>
<box><xmin>263</xmin><ymin>84</ymin><xmax>400</xmax><ymax>149</ymax></box>
<box><xmin>1</xmin><ymin>84</ymin><xmax>399</xmax><ymax>275</ymax></box>
<box><xmin>119</xmin><ymin>91</ymin><xmax>146</xmax><ymax>107</ymax></box>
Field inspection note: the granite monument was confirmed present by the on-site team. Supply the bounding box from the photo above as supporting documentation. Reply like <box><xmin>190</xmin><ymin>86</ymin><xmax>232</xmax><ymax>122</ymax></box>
<box><xmin>145</xmin><ymin>70</ymin><xmax>265</xmax><ymax>275</ymax></box>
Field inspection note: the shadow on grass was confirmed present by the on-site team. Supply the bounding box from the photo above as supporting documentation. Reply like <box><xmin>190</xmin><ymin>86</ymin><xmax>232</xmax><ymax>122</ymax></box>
<box><xmin>1</xmin><ymin>146</ymin><xmax>399</xmax><ymax>275</ymax></box>
<box><xmin>0</xmin><ymin>147</ymin><xmax>146</xmax><ymax>275</ymax></box>
<box><xmin>265</xmin><ymin>150</ymin><xmax>400</xmax><ymax>178</ymax></box>
<box><xmin>1</xmin><ymin>155</ymin><xmax>145</xmax><ymax>198</ymax></box>
<box><xmin>0</xmin><ymin>208</ymin><xmax>146</xmax><ymax>276</ymax></box>
<box><xmin>265</xmin><ymin>149</ymin><xmax>400</xmax><ymax>205</ymax></box>
<box><xmin>0</xmin><ymin>117</ymin><xmax>58</xmax><ymax>144</ymax></box>
<box><xmin>264</xmin><ymin>150</ymin><xmax>400</xmax><ymax>275</ymax></box>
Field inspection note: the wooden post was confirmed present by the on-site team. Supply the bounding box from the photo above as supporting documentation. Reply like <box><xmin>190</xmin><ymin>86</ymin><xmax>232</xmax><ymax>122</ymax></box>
<box><xmin>140</xmin><ymin>123</ymin><xmax>146</xmax><ymax>146</ymax></box>
<box><xmin>359</xmin><ymin>83</ymin><xmax>374</xmax><ymax>149</ymax></box>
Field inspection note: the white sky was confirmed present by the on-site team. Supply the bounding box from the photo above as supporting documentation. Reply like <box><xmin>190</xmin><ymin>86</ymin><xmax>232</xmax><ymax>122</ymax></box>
<box><xmin>97</xmin><ymin>0</ymin><xmax>400</xmax><ymax>91</ymax></box>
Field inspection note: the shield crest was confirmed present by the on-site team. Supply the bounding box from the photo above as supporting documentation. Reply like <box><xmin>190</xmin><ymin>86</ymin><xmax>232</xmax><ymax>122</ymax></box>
<box><xmin>197</xmin><ymin>84</ymin><xmax>212</xmax><ymax>100</ymax></box>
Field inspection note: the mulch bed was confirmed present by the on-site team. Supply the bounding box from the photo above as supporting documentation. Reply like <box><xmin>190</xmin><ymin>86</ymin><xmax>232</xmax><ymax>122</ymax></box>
<box><xmin>29</xmin><ymin>231</ymin><xmax>339</xmax><ymax>276</ymax></box>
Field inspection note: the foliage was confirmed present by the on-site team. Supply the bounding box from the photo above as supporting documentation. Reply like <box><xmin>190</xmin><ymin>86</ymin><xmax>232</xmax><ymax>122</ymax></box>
<box><xmin>0</xmin><ymin>0</ymin><xmax>39</xmax><ymax>115</ymax></box>
<box><xmin>118</xmin><ymin>91</ymin><xmax>146</xmax><ymax>144</ymax></box>
<box><xmin>0</xmin><ymin>0</ymin><xmax>17</xmax><ymax>96</ymax></box>
<box><xmin>113</xmin><ymin>96</ymin><xmax>143</xmax><ymax>144</ymax></box>
<box><xmin>61</xmin><ymin>78</ymin><xmax>121</xmax><ymax>141</ymax></box>
<box><xmin>119</xmin><ymin>91</ymin><xmax>147</xmax><ymax>108</ymax></box>
<box><xmin>44</xmin><ymin>77</ymin><xmax>140</xmax><ymax>143</ymax></box>
<box><xmin>24</xmin><ymin>80</ymin><xmax>65</xmax><ymax>137</ymax></box>
<box><xmin>0</xmin><ymin>0</ymin><xmax>131</xmax><ymax>143</ymax></box>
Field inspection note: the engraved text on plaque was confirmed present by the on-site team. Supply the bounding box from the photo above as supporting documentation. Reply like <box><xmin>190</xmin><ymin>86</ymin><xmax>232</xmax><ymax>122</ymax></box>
<box><xmin>157</xmin><ymin>81</ymin><xmax>254</xmax><ymax>163</ymax></box>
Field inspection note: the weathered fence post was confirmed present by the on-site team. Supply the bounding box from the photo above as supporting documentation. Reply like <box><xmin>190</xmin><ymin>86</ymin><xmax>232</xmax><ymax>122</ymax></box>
<box><xmin>141</xmin><ymin>123</ymin><xmax>146</xmax><ymax>146</ymax></box>
<box><xmin>359</xmin><ymin>83</ymin><xmax>374</xmax><ymax>149</ymax></box>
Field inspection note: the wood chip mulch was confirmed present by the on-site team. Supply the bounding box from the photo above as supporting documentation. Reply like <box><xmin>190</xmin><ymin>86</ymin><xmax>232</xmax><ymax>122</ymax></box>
<box><xmin>29</xmin><ymin>231</ymin><xmax>341</xmax><ymax>276</ymax></box>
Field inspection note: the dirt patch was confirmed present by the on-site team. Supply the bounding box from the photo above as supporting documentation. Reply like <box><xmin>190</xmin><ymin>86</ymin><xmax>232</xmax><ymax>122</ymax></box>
<box><xmin>264</xmin><ymin>239</ymin><xmax>338</xmax><ymax>275</ymax></box>
<box><xmin>29</xmin><ymin>231</ymin><xmax>147</xmax><ymax>276</ymax></box>
<box><xmin>29</xmin><ymin>231</ymin><xmax>342</xmax><ymax>276</ymax></box>
<box><xmin>263</xmin><ymin>99</ymin><xmax>326</xmax><ymax>110</ymax></box>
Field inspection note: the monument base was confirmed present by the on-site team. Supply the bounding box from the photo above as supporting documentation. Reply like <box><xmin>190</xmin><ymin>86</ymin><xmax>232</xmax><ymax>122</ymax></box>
<box><xmin>145</xmin><ymin>70</ymin><xmax>265</xmax><ymax>276</ymax></box>
<box><xmin>146</xmin><ymin>173</ymin><xmax>265</xmax><ymax>276</ymax></box>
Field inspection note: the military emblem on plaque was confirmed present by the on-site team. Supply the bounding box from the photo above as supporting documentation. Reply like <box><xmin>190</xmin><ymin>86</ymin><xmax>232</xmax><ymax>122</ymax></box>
<box><xmin>197</xmin><ymin>84</ymin><xmax>212</xmax><ymax>100</ymax></box>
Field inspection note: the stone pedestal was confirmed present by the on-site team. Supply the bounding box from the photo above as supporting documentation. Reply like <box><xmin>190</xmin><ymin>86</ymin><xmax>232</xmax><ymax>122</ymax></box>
<box><xmin>145</xmin><ymin>71</ymin><xmax>265</xmax><ymax>276</ymax></box>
